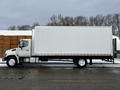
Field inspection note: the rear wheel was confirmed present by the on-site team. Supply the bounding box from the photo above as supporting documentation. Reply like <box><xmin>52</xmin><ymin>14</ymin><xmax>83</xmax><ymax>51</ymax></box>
<box><xmin>6</xmin><ymin>57</ymin><xmax>17</xmax><ymax>68</ymax></box>
<box><xmin>76</xmin><ymin>59</ymin><xmax>87</xmax><ymax>68</ymax></box>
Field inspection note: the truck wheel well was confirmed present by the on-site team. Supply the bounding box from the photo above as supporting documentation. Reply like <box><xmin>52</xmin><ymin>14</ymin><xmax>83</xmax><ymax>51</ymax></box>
<box><xmin>6</xmin><ymin>55</ymin><xmax>18</xmax><ymax>64</ymax></box>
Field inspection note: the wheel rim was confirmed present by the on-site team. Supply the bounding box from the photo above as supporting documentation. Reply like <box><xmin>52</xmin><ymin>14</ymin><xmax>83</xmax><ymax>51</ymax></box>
<box><xmin>8</xmin><ymin>59</ymin><xmax>16</xmax><ymax>66</ymax></box>
<box><xmin>78</xmin><ymin>59</ymin><xmax>86</xmax><ymax>66</ymax></box>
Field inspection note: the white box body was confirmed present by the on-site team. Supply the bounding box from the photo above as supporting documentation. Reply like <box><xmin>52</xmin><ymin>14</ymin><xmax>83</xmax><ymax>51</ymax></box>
<box><xmin>32</xmin><ymin>26</ymin><xmax>113</xmax><ymax>57</ymax></box>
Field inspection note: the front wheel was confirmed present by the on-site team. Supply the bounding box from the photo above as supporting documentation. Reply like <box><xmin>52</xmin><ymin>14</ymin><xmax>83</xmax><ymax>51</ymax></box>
<box><xmin>76</xmin><ymin>59</ymin><xmax>87</xmax><ymax>68</ymax></box>
<box><xmin>6</xmin><ymin>57</ymin><xmax>17</xmax><ymax>68</ymax></box>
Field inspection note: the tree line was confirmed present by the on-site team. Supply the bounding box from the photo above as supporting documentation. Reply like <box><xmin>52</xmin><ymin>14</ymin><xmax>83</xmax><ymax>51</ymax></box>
<box><xmin>8</xmin><ymin>22</ymin><xmax>40</xmax><ymax>30</ymax></box>
<box><xmin>8</xmin><ymin>13</ymin><xmax>120</xmax><ymax>37</ymax></box>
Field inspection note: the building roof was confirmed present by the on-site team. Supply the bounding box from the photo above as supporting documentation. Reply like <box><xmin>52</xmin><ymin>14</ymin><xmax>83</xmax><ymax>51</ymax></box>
<box><xmin>0</xmin><ymin>30</ymin><xmax>32</xmax><ymax>36</ymax></box>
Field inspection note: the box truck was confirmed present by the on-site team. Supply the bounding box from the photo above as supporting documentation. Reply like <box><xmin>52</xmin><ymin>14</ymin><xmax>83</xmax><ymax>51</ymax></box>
<box><xmin>2</xmin><ymin>26</ymin><xmax>114</xmax><ymax>68</ymax></box>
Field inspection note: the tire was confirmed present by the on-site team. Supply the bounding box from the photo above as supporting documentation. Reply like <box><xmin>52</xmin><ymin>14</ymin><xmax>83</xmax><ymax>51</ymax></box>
<box><xmin>6</xmin><ymin>57</ymin><xmax>17</xmax><ymax>68</ymax></box>
<box><xmin>76</xmin><ymin>59</ymin><xmax>87</xmax><ymax>68</ymax></box>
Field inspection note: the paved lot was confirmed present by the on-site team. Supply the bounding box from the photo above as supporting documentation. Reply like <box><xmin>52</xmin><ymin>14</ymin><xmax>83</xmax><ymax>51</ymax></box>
<box><xmin>0</xmin><ymin>59</ymin><xmax>120</xmax><ymax>90</ymax></box>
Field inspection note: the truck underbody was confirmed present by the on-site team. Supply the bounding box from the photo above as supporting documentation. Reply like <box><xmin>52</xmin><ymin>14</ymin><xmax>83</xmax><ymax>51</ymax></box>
<box><xmin>16</xmin><ymin>55</ymin><xmax>114</xmax><ymax>68</ymax></box>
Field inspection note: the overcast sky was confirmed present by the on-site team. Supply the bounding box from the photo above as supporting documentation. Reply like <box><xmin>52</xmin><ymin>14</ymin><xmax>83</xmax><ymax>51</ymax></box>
<box><xmin>0</xmin><ymin>0</ymin><xmax>120</xmax><ymax>29</ymax></box>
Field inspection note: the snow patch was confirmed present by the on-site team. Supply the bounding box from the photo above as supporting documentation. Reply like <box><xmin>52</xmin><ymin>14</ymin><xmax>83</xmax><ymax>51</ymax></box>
<box><xmin>0</xmin><ymin>30</ymin><xmax>32</xmax><ymax>36</ymax></box>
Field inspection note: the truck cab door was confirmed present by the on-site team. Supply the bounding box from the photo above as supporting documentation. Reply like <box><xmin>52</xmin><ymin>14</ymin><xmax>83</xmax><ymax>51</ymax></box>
<box><xmin>18</xmin><ymin>40</ymin><xmax>31</xmax><ymax>57</ymax></box>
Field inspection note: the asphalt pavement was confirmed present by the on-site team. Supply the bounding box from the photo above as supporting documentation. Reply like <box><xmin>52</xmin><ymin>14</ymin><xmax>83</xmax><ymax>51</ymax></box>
<box><xmin>0</xmin><ymin>59</ymin><xmax>120</xmax><ymax>90</ymax></box>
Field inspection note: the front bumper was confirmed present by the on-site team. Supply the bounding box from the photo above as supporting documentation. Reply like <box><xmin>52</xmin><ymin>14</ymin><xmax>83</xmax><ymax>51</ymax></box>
<box><xmin>2</xmin><ymin>57</ymin><xmax>5</xmax><ymax>61</ymax></box>
<box><xmin>2</xmin><ymin>56</ymin><xmax>7</xmax><ymax>61</ymax></box>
